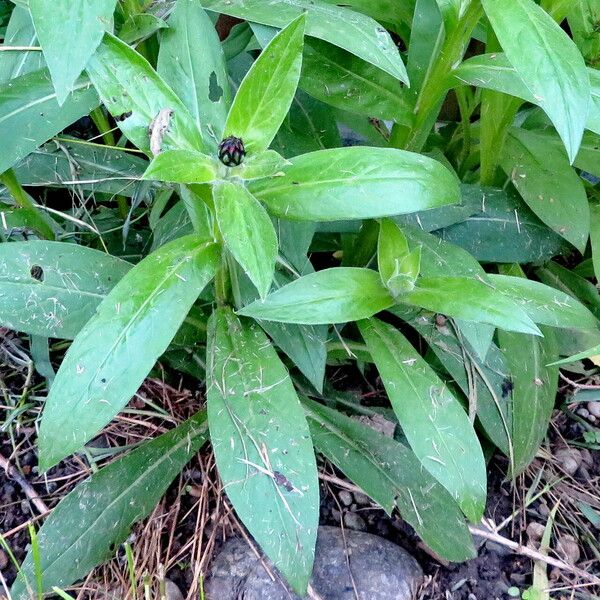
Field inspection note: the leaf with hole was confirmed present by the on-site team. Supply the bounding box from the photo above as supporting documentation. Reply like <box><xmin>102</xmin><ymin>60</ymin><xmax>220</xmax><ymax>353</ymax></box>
<box><xmin>207</xmin><ymin>307</ymin><xmax>318</xmax><ymax>595</ymax></box>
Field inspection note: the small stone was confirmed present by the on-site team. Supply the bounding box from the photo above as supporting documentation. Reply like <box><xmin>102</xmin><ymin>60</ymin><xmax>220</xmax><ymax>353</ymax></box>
<box><xmin>338</xmin><ymin>490</ymin><xmax>353</xmax><ymax>506</ymax></box>
<box><xmin>554</xmin><ymin>448</ymin><xmax>582</xmax><ymax>475</ymax></box>
<box><xmin>587</xmin><ymin>401</ymin><xmax>600</xmax><ymax>418</ymax></box>
<box><xmin>204</xmin><ymin>526</ymin><xmax>422</xmax><ymax>600</ymax></box>
<box><xmin>0</xmin><ymin>549</ymin><xmax>8</xmax><ymax>569</ymax></box>
<box><xmin>556</xmin><ymin>534</ymin><xmax>580</xmax><ymax>564</ymax></box>
<box><xmin>343</xmin><ymin>512</ymin><xmax>367</xmax><ymax>532</ymax></box>
<box><xmin>164</xmin><ymin>579</ymin><xmax>184</xmax><ymax>600</ymax></box>
<box><xmin>589</xmin><ymin>415</ymin><xmax>597</xmax><ymax>423</ymax></box>
<box><xmin>526</xmin><ymin>521</ymin><xmax>545</xmax><ymax>542</ymax></box>
<box><xmin>537</xmin><ymin>502</ymin><xmax>550</xmax><ymax>517</ymax></box>
<box><xmin>580</xmin><ymin>449</ymin><xmax>594</xmax><ymax>467</ymax></box>
<box><xmin>331</xmin><ymin>508</ymin><xmax>341</xmax><ymax>521</ymax></box>
<box><xmin>577</xmin><ymin>408</ymin><xmax>590</xmax><ymax>419</ymax></box>
<box><xmin>353</xmin><ymin>492</ymin><xmax>371</xmax><ymax>506</ymax></box>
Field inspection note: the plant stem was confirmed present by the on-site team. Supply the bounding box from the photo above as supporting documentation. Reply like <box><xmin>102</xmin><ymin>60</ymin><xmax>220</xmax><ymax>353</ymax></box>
<box><xmin>391</xmin><ymin>2</ymin><xmax>483</xmax><ymax>152</ymax></box>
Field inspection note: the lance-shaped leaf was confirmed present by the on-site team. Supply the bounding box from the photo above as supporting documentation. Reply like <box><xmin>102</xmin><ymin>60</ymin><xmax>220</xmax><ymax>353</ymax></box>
<box><xmin>157</xmin><ymin>0</ymin><xmax>231</xmax><ymax>150</ymax></box>
<box><xmin>86</xmin><ymin>33</ymin><xmax>204</xmax><ymax>155</ymax></box>
<box><xmin>0</xmin><ymin>241</ymin><xmax>131</xmax><ymax>339</ymax></box>
<box><xmin>0</xmin><ymin>6</ymin><xmax>44</xmax><ymax>83</ymax></box>
<box><xmin>250</xmin><ymin>147</ymin><xmax>459</xmax><ymax>221</ymax></box>
<box><xmin>500</xmin><ymin>128</ymin><xmax>589</xmax><ymax>252</ymax></box>
<box><xmin>29</xmin><ymin>0</ymin><xmax>116</xmax><ymax>104</ymax></box>
<box><xmin>228</xmin><ymin>150</ymin><xmax>290</xmax><ymax>181</ymax></box>
<box><xmin>496</xmin><ymin>265</ymin><xmax>559</xmax><ymax>477</ymax></box>
<box><xmin>378</xmin><ymin>219</ymin><xmax>421</xmax><ymax>295</ymax></box>
<box><xmin>0</xmin><ymin>68</ymin><xmax>99</xmax><ymax>174</ymax></box>
<box><xmin>199</xmin><ymin>0</ymin><xmax>408</xmax><ymax>84</ymax></box>
<box><xmin>214</xmin><ymin>180</ymin><xmax>278</xmax><ymax>299</ymax></box>
<box><xmin>207</xmin><ymin>307</ymin><xmax>318</xmax><ymax>595</ymax></box>
<box><xmin>238</xmin><ymin>267</ymin><xmax>395</xmax><ymax>324</ymax></box>
<box><xmin>487</xmin><ymin>274</ymin><xmax>599</xmax><ymax>331</ymax></box>
<box><xmin>225</xmin><ymin>14</ymin><xmax>305</xmax><ymax>153</ymax></box>
<box><xmin>481</xmin><ymin>0</ymin><xmax>590</xmax><ymax>162</ymax></box>
<box><xmin>358</xmin><ymin>318</ymin><xmax>487</xmax><ymax>522</ymax></box>
<box><xmin>304</xmin><ymin>398</ymin><xmax>476</xmax><ymax>562</ymax></box>
<box><xmin>142</xmin><ymin>150</ymin><xmax>220</xmax><ymax>184</ymax></box>
<box><xmin>11</xmin><ymin>412</ymin><xmax>208</xmax><ymax>600</ymax></box>
<box><xmin>38</xmin><ymin>236</ymin><xmax>220</xmax><ymax>471</ymax></box>
<box><xmin>400</xmin><ymin>277</ymin><xmax>541</xmax><ymax>335</ymax></box>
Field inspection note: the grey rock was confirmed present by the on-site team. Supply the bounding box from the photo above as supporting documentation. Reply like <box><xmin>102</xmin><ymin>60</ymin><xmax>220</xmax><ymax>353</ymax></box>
<box><xmin>205</xmin><ymin>526</ymin><xmax>422</xmax><ymax>600</ymax></box>
<box><xmin>164</xmin><ymin>579</ymin><xmax>184</xmax><ymax>600</ymax></box>
<box><xmin>343</xmin><ymin>511</ymin><xmax>367</xmax><ymax>532</ymax></box>
<box><xmin>353</xmin><ymin>492</ymin><xmax>371</xmax><ymax>506</ymax></box>
<box><xmin>338</xmin><ymin>490</ymin><xmax>353</xmax><ymax>506</ymax></box>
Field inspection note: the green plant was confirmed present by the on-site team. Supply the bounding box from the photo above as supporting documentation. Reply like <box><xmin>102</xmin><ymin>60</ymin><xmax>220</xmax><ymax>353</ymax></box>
<box><xmin>1</xmin><ymin>0</ymin><xmax>599</xmax><ymax>596</ymax></box>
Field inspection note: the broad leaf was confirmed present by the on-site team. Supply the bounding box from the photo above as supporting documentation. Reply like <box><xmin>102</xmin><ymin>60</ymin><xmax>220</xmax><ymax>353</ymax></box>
<box><xmin>214</xmin><ymin>181</ymin><xmax>277</xmax><ymax>299</ymax></box>
<box><xmin>0</xmin><ymin>68</ymin><xmax>99</xmax><ymax>174</ymax></box>
<box><xmin>0</xmin><ymin>6</ymin><xmax>44</xmax><ymax>83</ymax></box>
<box><xmin>591</xmin><ymin>204</ymin><xmax>600</xmax><ymax>281</ymax></box>
<box><xmin>400</xmin><ymin>277</ymin><xmax>542</xmax><ymax>335</ymax></box>
<box><xmin>438</xmin><ymin>185</ymin><xmax>569</xmax><ymax>263</ymax></box>
<box><xmin>11</xmin><ymin>412</ymin><xmax>208</xmax><ymax>600</ymax></box>
<box><xmin>0</xmin><ymin>241</ymin><xmax>131</xmax><ymax>339</ymax></box>
<box><xmin>225</xmin><ymin>15</ymin><xmax>305</xmax><ymax>153</ymax></box>
<box><xmin>227</xmin><ymin>150</ymin><xmax>290</xmax><ymax>181</ymax></box>
<box><xmin>481</xmin><ymin>0</ymin><xmax>590</xmax><ymax>162</ymax></box>
<box><xmin>199</xmin><ymin>0</ymin><xmax>409</xmax><ymax>84</ymax></box>
<box><xmin>30</xmin><ymin>0</ymin><xmax>117</xmax><ymax>104</ymax></box>
<box><xmin>38</xmin><ymin>236</ymin><xmax>220</xmax><ymax>470</ymax></box>
<box><xmin>250</xmin><ymin>147</ymin><xmax>460</xmax><ymax>221</ymax></box>
<box><xmin>238</xmin><ymin>268</ymin><xmax>394</xmax><ymax>324</ymax></box>
<box><xmin>358</xmin><ymin>318</ymin><xmax>487</xmax><ymax>522</ymax></box>
<box><xmin>304</xmin><ymin>398</ymin><xmax>476</xmax><ymax>562</ymax></box>
<box><xmin>301</xmin><ymin>39</ymin><xmax>412</xmax><ymax>123</ymax></box>
<box><xmin>500</xmin><ymin>128</ymin><xmax>589</xmax><ymax>252</ymax></box>
<box><xmin>157</xmin><ymin>0</ymin><xmax>231</xmax><ymax>149</ymax></box>
<box><xmin>488</xmin><ymin>274</ymin><xmax>599</xmax><ymax>331</ymax></box>
<box><xmin>119</xmin><ymin>14</ymin><xmax>168</xmax><ymax>44</ymax></box>
<box><xmin>142</xmin><ymin>150</ymin><xmax>220</xmax><ymax>184</ymax></box>
<box><xmin>86</xmin><ymin>33</ymin><xmax>204</xmax><ymax>155</ymax></box>
<box><xmin>207</xmin><ymin>307</ymin><xmax>318</xmax><ymax>595</ymax></box>
<box><xmin>378</xmin><ymin>219</ymin><xmax>420</xmax><ymax>295</ymax></box>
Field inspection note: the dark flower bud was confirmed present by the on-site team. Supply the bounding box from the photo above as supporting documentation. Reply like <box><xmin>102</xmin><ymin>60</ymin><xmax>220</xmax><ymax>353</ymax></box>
<box><xmin>218</xmin><ymin>136</ymin><xmax>245</xmax><ymax>166</ymax></box>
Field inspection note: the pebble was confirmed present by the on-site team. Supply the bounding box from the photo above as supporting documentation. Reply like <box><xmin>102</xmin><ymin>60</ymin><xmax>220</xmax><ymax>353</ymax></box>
<box><xmin>338</xmin><ymin>490</ymin><xmax>353</xmax><ymax>506</ymax></box>
<box><xmin>556</xmin><ymin>534</ymin><xmax>580</xmax><ymax>564</ymax></box>
<box><xmin>343</xmin><ymin>512</ymin><xmax>367</xmax><ymax>532</ymax></box>
<box><xmin>526</xmin><ymin>522</ymin><xmax>545</xmax><ymax>542</ymax></box>
<box><xmin>164</xmin><ymin>579</ymin><xmax>184</xmax><ymax>600</ymax></box>
<box><xmin>204</xmin><ymin>526</ymin><xmax>423</xmax><ymax>600</ymax></box>
<box><xmin>353</xmin><ymin>492</ymin><xmax>371</xmax><ymax>506</ymax></box>
<box><xmin>587</xmin><ymin>402</ymin><xmax>600</xmax><ymax>418</ymax></box>
<box><xmin>554</xmin><ymin>448</ymin><xmax>582</xmax><ymax>475</ymax></box>
<box><xmin>0</xmin><ymin>549</ymin><xmax>7</xmax><ymax>570</ymax></box>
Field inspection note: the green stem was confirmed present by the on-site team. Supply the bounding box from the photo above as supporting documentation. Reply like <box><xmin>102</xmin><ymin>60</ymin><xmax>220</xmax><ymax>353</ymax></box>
<box><xmin>0</xmin><ymin>169</ymin><xmax>55</xmax><ymax>240</ymax></box>
<box><xmin>391</xmin><ymin>2</ymin><xmax>483</xmax><ymax>152</ymax></box>
<box><xmin>90</xmin><ymin>107</ymin><xmax>129</xmax><ymax>219</ymax></box>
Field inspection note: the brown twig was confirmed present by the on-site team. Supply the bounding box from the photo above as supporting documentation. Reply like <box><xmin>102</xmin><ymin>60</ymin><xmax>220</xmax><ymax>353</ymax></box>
<box><xmin>468</xmin><ymin>525</ymin><xmax>600</xmax><ymax>586</ymax></box>
<box><xmin>559</xmin><ymin>372</ymin><xmax>600</xmax><ymax>390</ymax></box>
<box><xmin>0</xmin><ymin>453</ymin><xmax>49</xmax><ymax>515</ymax></box>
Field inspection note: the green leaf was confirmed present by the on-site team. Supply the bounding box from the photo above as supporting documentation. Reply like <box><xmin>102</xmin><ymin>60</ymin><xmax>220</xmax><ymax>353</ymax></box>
<box><xmin>199</xmin><ymin>0</ymin><xmax>409</xmax><ymax>84</ymax></box>
<box><xmin>317</xmin><ymin>0</ymin><xmax>413</xmax><ymax>28</ymax></box>
<box><xmin>10</xmin><ymin>412</ymin><xmax>208</xmax><ymax>600</ymax></box>
<box><xmin>0</xmin><ymin>241</ymin><xmax>131</xmax><ymax>339</ymax></box>
<box><xmin>548</xmin><ymin>343</ymin><xmax>600</xmax><ymax>366</ymax></box>
<box><xmin>227</xmin><ymin>149</ymin><xmax>290</xmax><ymax>181</ymax></box>
<box><xmin>157</xmin><ymin>0</ymin><xmax>231</xmax><ymax>150</ymax></box>
<box><xmin>401</xmin><ymin>277</ymin><xmax>542</xmax><ymax>335</ymax></box>
<box><xmin>304</xmin><ymin>398</ymin><xmax>476</xmax><ymax>562</ymax></box>
<box><xmin>500</xmin><ymin>128</ymin><xmax>590</xmax><ymax>252</ymax></box>
<box><xmin>207</xmin><ymin>307</ymin><xmax>318</xmax><ymax>595</ymax></box>
<box><xmin>481</xmin><ymin>0</ymin><xmax>590</xmax><ymax>162</ymax></box>
<box><xmin>487</xmin><ymin>274</ymin><xmax>599</xmax><ymax>331</ymax></box>
<box><xmin>499</xmin><ymin>327</ymin><xmax>558</xmax><ymax>476</ymax></box>
<box><xmin>591</xmin><ymin>204</ymin><xmax>600</xmax><ymax>281</ymax></box>
<box><xmin>150</xmin><ymin>201</ymin><xmax>194</xmax><ymax>250</ymax></box>
<box><xmin>142</xmin><ymin>149</ymin><xmax>220</xmax><ymax>184</ymax></box>
<box><xmin>568</xmin><ymin>0</ymin><xmax>600</xmax><ymax>67</ymax></box>
<box><xmin>38</xmin><ymin>236</ymin><xmax>220</xmax><ymax>471</ymax></box>
<box><xmin>238</xmin><ymin>267</ymin><xmax>394</xmax><ymax>324</ymax></box>
<box><xmin>225</xmin><ymin>15</ymin><xmax>305</xmax><ymax>153</ymax></box>
<box><xmin>438</xmin><ymin>185</ymin><xmax>569</xmax><ymax>263</ymax></box>
<box><xmin>214</xmin><ymin>180</ymin><xmax>277</xmax><ymax>299</ymax></box>
<box><xmin>119</xmin><ymin>14</ymin><xmax>167</xmax><ymax>45</ymax></box>
<box><xmin>250</xmin><ymin>147</ymin><xmax>460</xmax><ymax>221</ymax></box>
<box><xmin>378</xmin><ymin>219</ymin><xmax>420</xmax><ymax>295</ymax></box>
<box><xmin>86</xmin><ymin>33</ymin><xmax>204</xmax><ymax>155</ymax></box>
<box><xmin>13</xmin><ymin>137</ymin><xmax>148</xmax><ymax>197</ymax></box>
<box><xmin>0</xmin><ymin>68</ymin><xmax>99</xmax><ymax>174</ymax></box>
<box><xmin>358</xmin><ymin>317</ymin><xmax>487</xmax><ymax>522</ymax></box>
<box><xmin>300</xmin><ymin>38</ymin><xmax>412</xmax><ymax>123</ymax></box>
<box><xmin>0</xmin><ymin>6</ymin><xmax>44</xmax><ymax>83</ymax></box>
<box><xmin>29</xmin><ymin>0</ymin><xmax>116</xmax><ymax>105</ymax></box>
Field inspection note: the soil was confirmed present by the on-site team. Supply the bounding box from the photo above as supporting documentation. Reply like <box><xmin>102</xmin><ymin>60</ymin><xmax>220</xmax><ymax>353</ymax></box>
<box><xmin>1</xmin><ymin>337</ymin><xmax>599</xmax><ymax>600</ymax></box>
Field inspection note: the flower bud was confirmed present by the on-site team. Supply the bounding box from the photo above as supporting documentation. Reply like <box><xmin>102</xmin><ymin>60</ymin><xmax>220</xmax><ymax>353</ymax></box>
<box><xmin>218</xmin><ymin>136</ymin><xmax>245</xmax><ymax>166</ymax></box>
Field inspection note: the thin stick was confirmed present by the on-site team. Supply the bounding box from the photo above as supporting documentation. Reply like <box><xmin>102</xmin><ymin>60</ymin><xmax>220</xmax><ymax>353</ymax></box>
<box><xmin>468</xmin><ymin>525</ymin><xmax>600</xmax><ymax>585</ymax></box>
<box><xmin>0</xmin><ymin>46</ymin><xmax>42</xmax><ymax>51</ymax></box>
<box><xmin>0</xmin><ymin>453</ymin><xmax>49</xmax><ymax>515</ymax></box>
